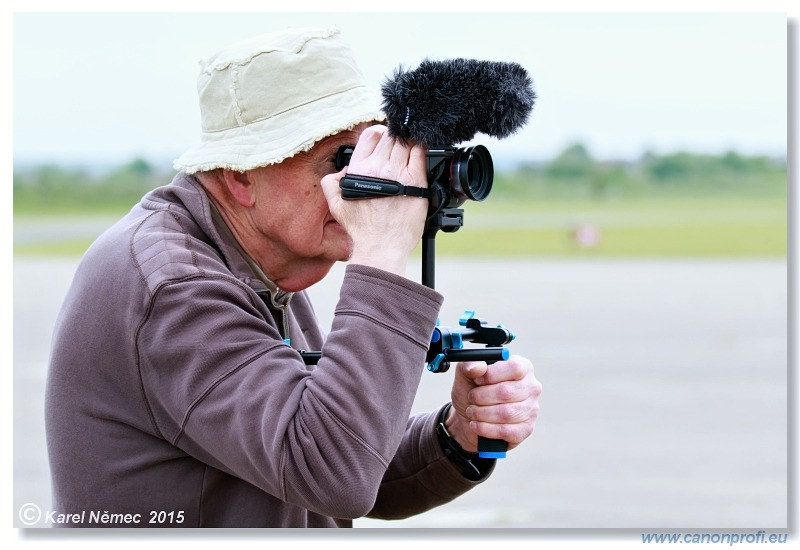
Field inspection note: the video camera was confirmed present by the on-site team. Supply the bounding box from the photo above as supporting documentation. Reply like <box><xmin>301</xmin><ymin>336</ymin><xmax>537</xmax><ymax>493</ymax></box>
<box><xmin>334</xmin><ymin>143</ymin><xmax>494</xmax><ymax>227</ymax></box>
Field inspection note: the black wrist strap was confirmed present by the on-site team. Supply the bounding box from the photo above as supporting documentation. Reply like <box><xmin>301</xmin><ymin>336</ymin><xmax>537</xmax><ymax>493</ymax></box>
<box><xmin>340</xmin><ymin>174</ymin><xmax>429</xmax><ymax>200</ymax></box>
<box><xmin>436</xmin><ymin>402</ymin><xmax>486</xmax><ymax>481</ymax></box>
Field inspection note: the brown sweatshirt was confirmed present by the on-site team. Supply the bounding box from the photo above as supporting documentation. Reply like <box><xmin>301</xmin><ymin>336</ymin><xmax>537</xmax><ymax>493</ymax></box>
<box><xmin>45</xmin><ymin>173</ymin><xmax>491</xmax><ymax>528</ymax></box>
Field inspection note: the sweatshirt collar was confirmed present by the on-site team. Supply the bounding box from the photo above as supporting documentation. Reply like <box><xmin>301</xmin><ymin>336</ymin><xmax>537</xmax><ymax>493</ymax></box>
<box><xmin>174</xmin><ymin>172</ymin><xmax>293</xmax><ymax>307</ymax></box>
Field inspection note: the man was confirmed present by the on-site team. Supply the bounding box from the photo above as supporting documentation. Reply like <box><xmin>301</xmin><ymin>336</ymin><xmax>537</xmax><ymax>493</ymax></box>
<box><xmin>45</xmin><ymin>26</ymin><xmax>541</xmax><ymax>527</ymax></box>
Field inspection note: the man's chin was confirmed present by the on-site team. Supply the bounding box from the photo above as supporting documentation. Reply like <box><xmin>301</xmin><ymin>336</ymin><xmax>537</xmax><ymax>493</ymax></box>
<box><xmin>332</xmin><ymin>236</ymin><xmax>354</xmax><ymax>263</ymax></box>
<box><xmin>320</xmin><ymin>245</ymin><xmax>352</xmax><ymax>265</ymax></box>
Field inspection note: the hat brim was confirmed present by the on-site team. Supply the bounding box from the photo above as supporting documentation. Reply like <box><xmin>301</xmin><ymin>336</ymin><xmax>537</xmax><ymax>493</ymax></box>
<box><xmin>173</xmin><ymin>85</ymin><xmax>385</xmax><ymax>174</ymax></box>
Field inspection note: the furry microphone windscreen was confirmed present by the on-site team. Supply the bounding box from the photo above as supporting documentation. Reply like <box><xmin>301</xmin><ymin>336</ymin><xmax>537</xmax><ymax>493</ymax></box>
<box><xmin>380</xmin><ymin>58</ymin><xmax>536</xmax><ymax>148</ymax></box>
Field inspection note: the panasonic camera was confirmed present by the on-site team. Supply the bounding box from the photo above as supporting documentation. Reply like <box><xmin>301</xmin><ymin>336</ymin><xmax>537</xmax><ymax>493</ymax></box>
<box><xmin>334</xmin><ymin>144</ymin><xmax>494</xmax><ymax>216</ymax></box>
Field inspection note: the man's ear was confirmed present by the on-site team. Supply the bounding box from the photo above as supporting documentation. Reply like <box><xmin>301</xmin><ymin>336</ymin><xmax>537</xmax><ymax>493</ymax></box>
<box><xmin>221</xmin><ymin>169</ymin><xmax>256</xmax><ymax>207</ymax></box>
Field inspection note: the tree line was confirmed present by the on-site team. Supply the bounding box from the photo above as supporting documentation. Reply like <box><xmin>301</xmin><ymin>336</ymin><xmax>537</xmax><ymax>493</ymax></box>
<box><xmin>500</xmin><ymin>143</ymin><xmax>786</xmax><ymax>200</ymax></box>
<box><xmin>13</xmin><ymin>144</ymin><xmax>787</xmax><ymax>214</ymax></box>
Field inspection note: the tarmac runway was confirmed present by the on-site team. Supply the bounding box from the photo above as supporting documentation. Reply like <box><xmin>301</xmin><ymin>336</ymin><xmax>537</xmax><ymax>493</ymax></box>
<box><xmin>12</xmin><ymin>256</ymin><xmax>789</xmax><ymax>529</ymax></box>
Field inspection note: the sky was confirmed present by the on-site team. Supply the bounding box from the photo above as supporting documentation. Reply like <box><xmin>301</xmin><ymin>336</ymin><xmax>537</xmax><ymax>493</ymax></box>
<box><xmin>10</xmin><ymin>9</ymin><xmax>790</xmax><ymax>169</ymax></box>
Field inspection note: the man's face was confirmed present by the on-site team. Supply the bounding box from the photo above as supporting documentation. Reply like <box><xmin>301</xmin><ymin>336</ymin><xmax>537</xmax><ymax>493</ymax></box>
<box><xmin>247</xmin><ymin>123</ymin><xmax>371</xmax><ymax>269</ymax></box>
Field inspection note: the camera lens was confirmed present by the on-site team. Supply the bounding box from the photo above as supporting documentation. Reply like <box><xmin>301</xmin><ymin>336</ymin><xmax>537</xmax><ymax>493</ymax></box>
<box><xmin>451</xmin><ymin>145</ymin><xmax>493</xmax><ymax>201</ymax></box>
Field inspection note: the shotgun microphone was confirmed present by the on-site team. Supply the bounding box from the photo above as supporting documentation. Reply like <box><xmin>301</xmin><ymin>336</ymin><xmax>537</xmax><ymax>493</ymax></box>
<box><xmin>381</xmin><ymin>58</ymin><xmax>536</xmax><ymax>147</ymax></box>
<box><xmin>338</xmin><ymin>59</ymin><xmax>536</xmax><ymax>212</ymax></box>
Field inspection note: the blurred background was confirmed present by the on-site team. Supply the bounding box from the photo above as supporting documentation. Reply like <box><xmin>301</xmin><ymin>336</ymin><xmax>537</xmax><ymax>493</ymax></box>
<box><xmin>11</xmin><ymin>9</ymin><xmax>791</xmax><ymax>535</ymax></box>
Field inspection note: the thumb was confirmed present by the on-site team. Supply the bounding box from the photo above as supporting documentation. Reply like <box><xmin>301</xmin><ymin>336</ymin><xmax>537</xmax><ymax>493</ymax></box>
<box><xmin>320</xmin><ymin>170</ymin><xmax>346</xmax><ymax>211</ymax></box>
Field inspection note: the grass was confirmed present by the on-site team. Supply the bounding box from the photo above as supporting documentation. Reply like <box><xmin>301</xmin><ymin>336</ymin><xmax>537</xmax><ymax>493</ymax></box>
<box><xmin>433</xmin><ymin>195</ymin><xmax>786</xmax><ymax>257</ymax></box>
<box><xmin>436</xmin><ymin>223</ymin><xmax>785</xmax><ymax>257</ymax></box>
<box><xmin>14</xmin><ymin>240</ymin><xmax>98</xmax><ymax>256</ymax></box>
<box><xmin>13</xmin><ymin>195</ymin><xmax>787</xmax><ymax>258</ymax></box>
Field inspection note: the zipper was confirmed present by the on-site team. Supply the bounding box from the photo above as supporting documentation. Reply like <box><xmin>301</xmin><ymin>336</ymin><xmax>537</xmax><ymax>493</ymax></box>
<box><xmin>255</xmin><ymin>289</ymin><xmax>291</xmax><ymax>340</ymax></box>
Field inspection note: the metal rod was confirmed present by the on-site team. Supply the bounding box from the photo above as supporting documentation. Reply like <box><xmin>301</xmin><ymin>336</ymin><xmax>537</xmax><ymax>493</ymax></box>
<box><xmin>422</xmin><ymin>234</ymin><xmax>436</xmax><ymax>289</ymax></box>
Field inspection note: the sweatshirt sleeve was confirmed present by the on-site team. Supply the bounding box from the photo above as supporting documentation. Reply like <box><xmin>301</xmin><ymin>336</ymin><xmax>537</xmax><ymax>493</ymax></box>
<box><xmin>367</xmin><ymin>410</ymin><xmax>496</xmax><ymax>520</ymax></box>
<box><xmin>137</xmin><ymin>264</ymin><xmax>443</xmax><ymax>519</ymax></box>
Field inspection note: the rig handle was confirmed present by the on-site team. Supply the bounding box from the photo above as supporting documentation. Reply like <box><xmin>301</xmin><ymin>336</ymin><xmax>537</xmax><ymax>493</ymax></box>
<box><xmin>478</xmin><ymin>436</ymin><xmax>508</xmax><ymax>459</ymax></box>
<box><xmin>478</xmin><ymin>355</ymin><xmax>509</xmax><ymax>459</ymax></box>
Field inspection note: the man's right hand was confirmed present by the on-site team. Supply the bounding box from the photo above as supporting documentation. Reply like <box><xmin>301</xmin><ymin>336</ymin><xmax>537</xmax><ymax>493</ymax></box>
<box><xmin>321</xmin><ymin>125</ymin><xmax>428</xmax><ymax>277</ymax></box>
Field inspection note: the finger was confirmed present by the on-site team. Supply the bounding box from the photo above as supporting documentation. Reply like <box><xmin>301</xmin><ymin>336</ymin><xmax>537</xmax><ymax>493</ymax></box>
<box><xmin>348</xmin><ymin>125</ymin><xmax>387</xmax><ymax>164</ymax></box>
<box><xmin>455</xmin><ymin>361</ymin><xmax>488</xmax><ymax>383</ymax></box>
<box><xmin>385</xmin><ymin>138</ymin><xmax>412</xmax><ymax>176</ymax></box>
<box><xmin>466</xmin><ymin>397</ymin><xmax>539</xmax><ymax>425</ymax></box>
<box><xmin>373</xmin><ymin>135</ymin><xmax>419</xmax><ymax>183</ymax></box>
<box><xmin>469</xmin><ymin>379</ymin><xmax>537</xmax><ymax>408</ymax></box>
<box><xmin>470</xmin><ymin>418</ymin><xmax>535</xmax><ymax>448</ymax></box>
<box><xmin>320</xmin><ymin>170</ymin><xmax>345</xmax><ymax>210</ymax></box>
<box><xmin>370</xmin><ymin>126</ymin><xmax>400</xmax><ymax>163</ymax></box>
<box><xmin>477</xmin><ymin>355</ymin><xmax>532</xmax><ymax>385</ymax></box>
<box><xmin>402</xmin><ymin>143</ymin><xmax>428</xmax><ymax>188</ymax></box>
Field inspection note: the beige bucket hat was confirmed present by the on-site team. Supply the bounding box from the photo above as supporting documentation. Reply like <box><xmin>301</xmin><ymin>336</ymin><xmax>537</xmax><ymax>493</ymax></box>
<box><xmin>173</xmin><ymin>27</ymin><xmax>385</xmax><ymax>174</ymax></box>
